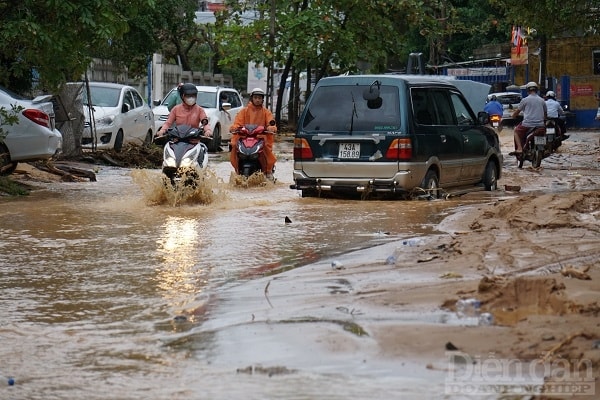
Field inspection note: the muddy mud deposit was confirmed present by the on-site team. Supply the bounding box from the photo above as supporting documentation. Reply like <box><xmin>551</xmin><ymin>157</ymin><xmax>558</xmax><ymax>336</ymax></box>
<box><xmin>195</xmin><ymin>130</ymin><xmax>600</xmax><ymax>397</ymax></box>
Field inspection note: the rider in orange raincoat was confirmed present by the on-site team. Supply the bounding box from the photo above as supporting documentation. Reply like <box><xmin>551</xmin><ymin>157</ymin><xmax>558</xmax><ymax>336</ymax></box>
<box><xmin>229</xmin><ymin>88</ymin><xmax>277</xmax><ymax>178</ymax></box>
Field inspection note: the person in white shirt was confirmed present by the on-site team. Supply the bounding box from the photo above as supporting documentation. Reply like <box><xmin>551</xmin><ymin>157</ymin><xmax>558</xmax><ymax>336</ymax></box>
<box><xmin>545</xmin><ymin>91</ymin><xmax>568</xmax><ymax>139</ymax></box>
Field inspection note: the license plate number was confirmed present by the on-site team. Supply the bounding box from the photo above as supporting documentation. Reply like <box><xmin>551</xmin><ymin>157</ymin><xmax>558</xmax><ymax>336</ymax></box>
<box><xmin>546</xmin><ymin>127</ymin><xmax>555</xmax><ymax>134</ymax></box>
<box><xmin>338</xmin><ymin>143</ymin><xmax>360</xmax><ymax>158</ymax></box>
<box><xmin>492</xmin><ymin>122</ymin><xmax>499</xmax><ymax>127</ymax></box>
<box><xmin>534</xmin><ymin>136</ymin><xmax>546</xmax><ymax>145</ymax></box>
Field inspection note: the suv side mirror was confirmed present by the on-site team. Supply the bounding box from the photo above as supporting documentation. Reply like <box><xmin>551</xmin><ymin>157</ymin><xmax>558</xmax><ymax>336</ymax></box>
<box><xmin>477</xmin><ymin>111</ymin><xmax>489</xmax><ymax>124</ymax></box>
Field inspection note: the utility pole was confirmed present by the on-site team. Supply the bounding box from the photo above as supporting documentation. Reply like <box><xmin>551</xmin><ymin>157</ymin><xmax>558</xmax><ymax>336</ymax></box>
<box><xmin>268</xmin><ymin>0</ymin><xmax>275</xmax><ymax>109</ymax></box>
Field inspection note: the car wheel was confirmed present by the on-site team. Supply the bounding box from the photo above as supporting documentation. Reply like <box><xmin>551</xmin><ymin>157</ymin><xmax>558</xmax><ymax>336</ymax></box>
<box><xmin>114</xmin><ymin>129</ymin><xmax>124</xmax><ymax>152</ymax></box>
<box><xmin>144</xmin><ymin>129</ymin><xmax>153</xmax><ymax>145</ymax></box>
<box><xmin>483</xmin><ymin>160</ymin><xmax>498</xmax><ymax>191</ymax></box>
<box><xmin>420</xmin><ymin>170</ymin><xmax>439</xmax><ymax>199</ymax></box>
<box><xmin>0</xmin><ymin>144</ymin><xmax>17</xmax><ymax>176</ymax></box>
<box><xmin>208</xmin><ymin>125</ymin><xmax>221</xmax><ymax>152</ymax></box>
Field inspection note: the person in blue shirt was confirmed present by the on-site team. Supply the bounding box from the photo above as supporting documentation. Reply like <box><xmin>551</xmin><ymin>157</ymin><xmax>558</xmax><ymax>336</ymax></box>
<box><xmin>484</xmin><ymin>95</ymin><xmax>503</xmax><ymax>117</ymax></box>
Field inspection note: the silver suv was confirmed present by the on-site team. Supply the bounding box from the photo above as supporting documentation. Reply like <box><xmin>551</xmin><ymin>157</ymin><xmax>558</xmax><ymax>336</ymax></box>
<box><xmin>291</xmin><ymin>75</ymin><xmax>503</xmax><ymax>199</ymax></box>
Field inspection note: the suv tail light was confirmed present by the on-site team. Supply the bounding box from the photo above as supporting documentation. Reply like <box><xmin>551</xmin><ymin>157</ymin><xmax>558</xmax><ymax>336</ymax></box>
<box><xmin>293</xmin><ymin>138</ymin><xmax>313</xmax><ymax>159</ymax></box>
<box><xmin>385</xmin><ymin>138</ymin><xmax>412</xmax><ymax>160</ymax></box>
<box><xmin>23</xmin><ymin>109</ymin><xmax>51</xmax><ymax>128</ymax></box>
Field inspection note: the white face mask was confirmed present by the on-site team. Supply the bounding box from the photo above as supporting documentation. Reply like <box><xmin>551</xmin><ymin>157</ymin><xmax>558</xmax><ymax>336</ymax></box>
<box><xmin>184</xmin><ymin>96</ymin><xmax>196</xmax><ymax>106</ymax></box>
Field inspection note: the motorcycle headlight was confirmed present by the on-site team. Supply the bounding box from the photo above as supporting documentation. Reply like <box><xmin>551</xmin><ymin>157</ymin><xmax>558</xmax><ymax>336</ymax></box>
<box><xmin>180</xmin><ymin>148</ymin><xmax>200</xmax><ymax>168</ymax></box>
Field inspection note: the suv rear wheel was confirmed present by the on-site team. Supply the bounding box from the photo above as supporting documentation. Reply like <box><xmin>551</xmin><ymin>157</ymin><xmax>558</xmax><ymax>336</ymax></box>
<box><xmin>420</xmin><ymin>170</ymin><xmax>439</xmax><ymax>199</ymax></box>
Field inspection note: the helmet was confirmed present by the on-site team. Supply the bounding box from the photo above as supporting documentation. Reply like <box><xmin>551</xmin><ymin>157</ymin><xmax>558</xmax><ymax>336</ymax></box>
<box><xmin>250</xmin><ymin>88</ymin><xmax>265</xmax><ymax>97</ymax></box>
<box><xmin>490</xmin><ymin>95</ymin><xmax>497</xmax><ymax>101</ymax></box>
<box><xmin>525</xmin><ymin>81</ymin><xmax>538</xmax><ymax>91</ymax></box>
<box><xmin>546</xmin><ymin>90</ymin><xmax>555</xmax><ymax>98</ymax></box>
<box><xmin>178</xmin><ymin>83</ymin><xmax>198</xmax><ymax>98</ymax></box>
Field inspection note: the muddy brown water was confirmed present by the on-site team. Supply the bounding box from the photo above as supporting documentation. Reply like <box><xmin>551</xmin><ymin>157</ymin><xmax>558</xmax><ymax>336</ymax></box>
<box><xmin>1</xmin><ymin>131</ymin><xmax>597</xmax><ymax>399</ymax></box>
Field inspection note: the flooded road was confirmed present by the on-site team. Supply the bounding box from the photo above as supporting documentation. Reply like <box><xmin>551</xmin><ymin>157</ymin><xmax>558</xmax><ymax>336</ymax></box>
<box><xmin>0</xmin><ymin>146</ymin><xmax>501</xmax><ymax>399</ymax></box>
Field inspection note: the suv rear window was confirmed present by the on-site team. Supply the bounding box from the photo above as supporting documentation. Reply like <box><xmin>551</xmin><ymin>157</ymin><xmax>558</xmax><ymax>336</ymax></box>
<box><xmin>302</xmin><ymin>85</ymin><xmax>400</xmax><ymax>132</ymax></box>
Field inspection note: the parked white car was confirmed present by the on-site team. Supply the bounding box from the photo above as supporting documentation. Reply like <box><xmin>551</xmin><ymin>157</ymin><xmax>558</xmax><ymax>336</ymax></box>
<box><xmin>153</xmin><ymin>86</ymin><xmax>243</xmax><ymax>152</ymax></box>
<box><xmin>0</xmin><ymin>86</ymin><xmax>63</xmax><ymax>175</ymax></box>
<box><xmin>82</xmin><ymin>82</ymin><xmax>154</xmax><ymax>152</ymax></box>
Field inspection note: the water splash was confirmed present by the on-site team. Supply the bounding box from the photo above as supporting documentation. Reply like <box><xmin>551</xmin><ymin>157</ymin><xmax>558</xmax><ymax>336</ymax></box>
<box><xmin>131</xmin><ymin>169</ymin><xmax>229</xmax><ymax>207</ymax></box>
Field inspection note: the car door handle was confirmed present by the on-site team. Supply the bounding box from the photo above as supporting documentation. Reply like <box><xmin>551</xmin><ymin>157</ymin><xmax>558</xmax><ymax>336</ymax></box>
<box><xmin>440</xmin><ymin>134</ymin><xmax>447</xmax><ymax>143</ymax></box>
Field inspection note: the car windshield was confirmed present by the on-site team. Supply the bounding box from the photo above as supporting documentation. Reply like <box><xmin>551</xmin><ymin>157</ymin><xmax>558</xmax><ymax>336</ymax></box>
<box><xmin>84</xmin><ymin>86</ymin><xmax>121</xmax><ymax>107</ymax></box>
<box><xmin>197</xmin><ymin>91</ymin><xmax>216</xmax><ymax>108</ymax></box>
<box><xmin>302</xmin><ymin>84</ymin><xmax>400</xmax><ymax>132</ymax></box>
<box><xmin>161</xmin><ymin>89</ymin><xmax>217</xmax><ymax>109</ymax></box>
<box><xmin>496</xmin><ymin>94</ymin><xmax>521</xmax><ymax>105</ymax></box>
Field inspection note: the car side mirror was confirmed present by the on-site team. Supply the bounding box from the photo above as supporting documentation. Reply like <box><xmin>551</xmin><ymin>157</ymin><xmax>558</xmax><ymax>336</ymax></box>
<box><xmin>221</xmin><ymin>102</ymin><xmax>232</xmax><ymax>111</ymax></box>
<box><xmin>153</xmin><ymin>99</ymin><xmax>161</xmax><ymax>107</ymax></box>
<box><xmin>477</xmin><ymin>111</ymin><xmax>489</xmax><ymax>124</ymax></box>
<box><xmin>122</xmin><ymin>103</ymin><xmax>131</xmax><ymax>113</ymax></box>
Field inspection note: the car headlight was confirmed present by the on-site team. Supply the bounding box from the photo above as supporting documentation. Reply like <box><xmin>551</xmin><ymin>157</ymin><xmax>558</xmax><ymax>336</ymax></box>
<box><xmin>96</xmin><ymin>115</ymin><xmax>116</xmax><ymax>126</ymax></box>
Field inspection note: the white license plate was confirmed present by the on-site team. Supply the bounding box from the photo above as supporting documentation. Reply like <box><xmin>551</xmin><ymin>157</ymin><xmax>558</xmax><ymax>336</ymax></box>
<box><xmin>338</xmin><ymin>143</ymin><xmax>360</xmax><ymax>158</ymax></box>
<box><xmin>534</xmin><ymin>136</ymin><xmax>547</xmax><ymax>145</ymax></box>
<box><xmin>546</xmin><ymin>127</ymin><xmax>555</xmax><ymax>134</ymax></box>
<box><xmin>492</xmin><ymin>122</ymin><xmax>499</xmax><ymax>127</ymax></box>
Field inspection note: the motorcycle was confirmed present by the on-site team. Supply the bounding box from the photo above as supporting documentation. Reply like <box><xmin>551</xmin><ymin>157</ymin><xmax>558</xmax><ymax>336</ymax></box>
<box><xmin>234</xmin><ymin>124</ymin><xmax>273</xmax><ymax>178</ymax></box>
<box><xmin>489</xmin><ymin>114</ymin><xmax>502</xmax><ymax>131</ymax></box>
<box><xmin>154</xmin><ymin>124</ymin><xmax>212</xmax><ymax>186</ymax></box>
<box><xmin>512</xmin><ymin>120</ymin><xmax>563</xmax><ymax>169</ymax></box>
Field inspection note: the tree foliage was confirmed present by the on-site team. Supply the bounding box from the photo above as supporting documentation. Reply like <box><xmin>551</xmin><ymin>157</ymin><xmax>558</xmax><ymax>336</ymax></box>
<box><xmin>490</xmin><ymin>0</ymin><xmax>600</xmax><ymax>37</ymax></box>
<box><xmin>0</xmin><ymin>0</ymin><xmax>153</xmax><ymax>92</ymax></box>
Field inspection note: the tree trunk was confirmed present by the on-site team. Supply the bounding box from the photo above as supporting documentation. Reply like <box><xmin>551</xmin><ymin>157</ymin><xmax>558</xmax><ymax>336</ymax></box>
<box><xmin>56</xmin><ymin>82</ymin><xmax>84</xmax><ymax>158</ymax></box>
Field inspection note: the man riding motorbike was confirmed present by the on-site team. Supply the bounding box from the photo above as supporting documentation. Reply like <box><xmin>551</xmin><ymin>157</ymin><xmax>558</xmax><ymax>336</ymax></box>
<box><xmin>545</xmin><ymin>90</ymin><xmax>568</xmax><ymax>140</ymax></box>
<box><xmin>229</xmin><ymin>88</ymin><xmax>277</xmax><ymax>179</ymax></box>
<box><xmin>484</xmin><ymin>95</ymin><xmax>503</xmax><ymax>118</ymax></box>
<box><xmin>511</xmin><ymin>81</ymin><xmax>547</xmax><ymax>155</ymax></box>
<box><xmin>484</xmin><ymin>95</ymin><xmax>504</xmax><ymax>130</ymax></box>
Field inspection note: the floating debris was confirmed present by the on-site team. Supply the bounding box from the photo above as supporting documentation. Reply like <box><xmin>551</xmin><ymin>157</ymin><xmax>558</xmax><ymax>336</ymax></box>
<box><xmin>331</xmin><ymin>260</ymin><xmax>345</xmax><ymax>270</ymax></box>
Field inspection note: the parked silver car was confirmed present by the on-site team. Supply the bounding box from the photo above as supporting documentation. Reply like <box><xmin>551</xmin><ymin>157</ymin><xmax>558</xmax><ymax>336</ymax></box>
<box><xmin>0</xmin><ymin>86</ymin><xmax>63</xmax><ymax>175</ymax></box>
<box><xmin>153</xmin><ymin>86</ymin><xmax>243</xmax><ymax>152</ymax></box>
<box><xmin>82</xmin><ymin>82</ymin><xmax>154</xmax><ymax>152</ymax></box>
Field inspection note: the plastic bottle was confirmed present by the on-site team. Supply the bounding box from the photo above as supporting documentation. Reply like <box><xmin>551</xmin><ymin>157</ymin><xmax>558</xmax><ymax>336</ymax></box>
<box><xmin>402</xmin><ymin>238</ymin><xmax>421</xmax><ymax>247</ymax></box>
<box><xmin>0</xmin><ymin>374</ymin><xmax>15</xmax><ymax>386</ymax></box>
<box><xmin>456</xmin><ymin>298</ymin><xmax>481</xmax><ymax>318</ymax></box>
<box><xmin>478</xmin><ymin>312</ymin><xmax>494</xmax><ymax>326</ymax></box>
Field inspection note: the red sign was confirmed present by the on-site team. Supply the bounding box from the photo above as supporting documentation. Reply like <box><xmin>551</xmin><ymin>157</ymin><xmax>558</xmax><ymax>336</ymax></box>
<box><xmin>510</xmin><ymin>46</ymin><xmax>529</xmax><ymax>65</ymax></box>
<box><xmin>570</xmin><ymin>84</ymin><xmax>594</xmax><ymax>97</ymax></box>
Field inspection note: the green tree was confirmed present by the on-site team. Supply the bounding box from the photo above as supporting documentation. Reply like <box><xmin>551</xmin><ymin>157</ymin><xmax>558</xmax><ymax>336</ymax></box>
<box><xmin>0</xmin><ymin>0</ymin><xmax>155</xmax><ymax>93</ymax></box>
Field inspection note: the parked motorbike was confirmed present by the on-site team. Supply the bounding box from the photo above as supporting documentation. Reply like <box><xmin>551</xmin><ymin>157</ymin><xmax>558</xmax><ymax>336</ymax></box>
<box><xmin>154</xmin><ymin>124</ymin><xmax>212</xmax><ymax>186</ymax></box>
<box><xmin>512</xmin><ymin>120</ymin><xmax>563</xmax><ymax>169</ymax></box>
<box><xmin>234</xmin><ymin>124</ymin><xmax>273</xmax><ymax>178</ymax></box>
